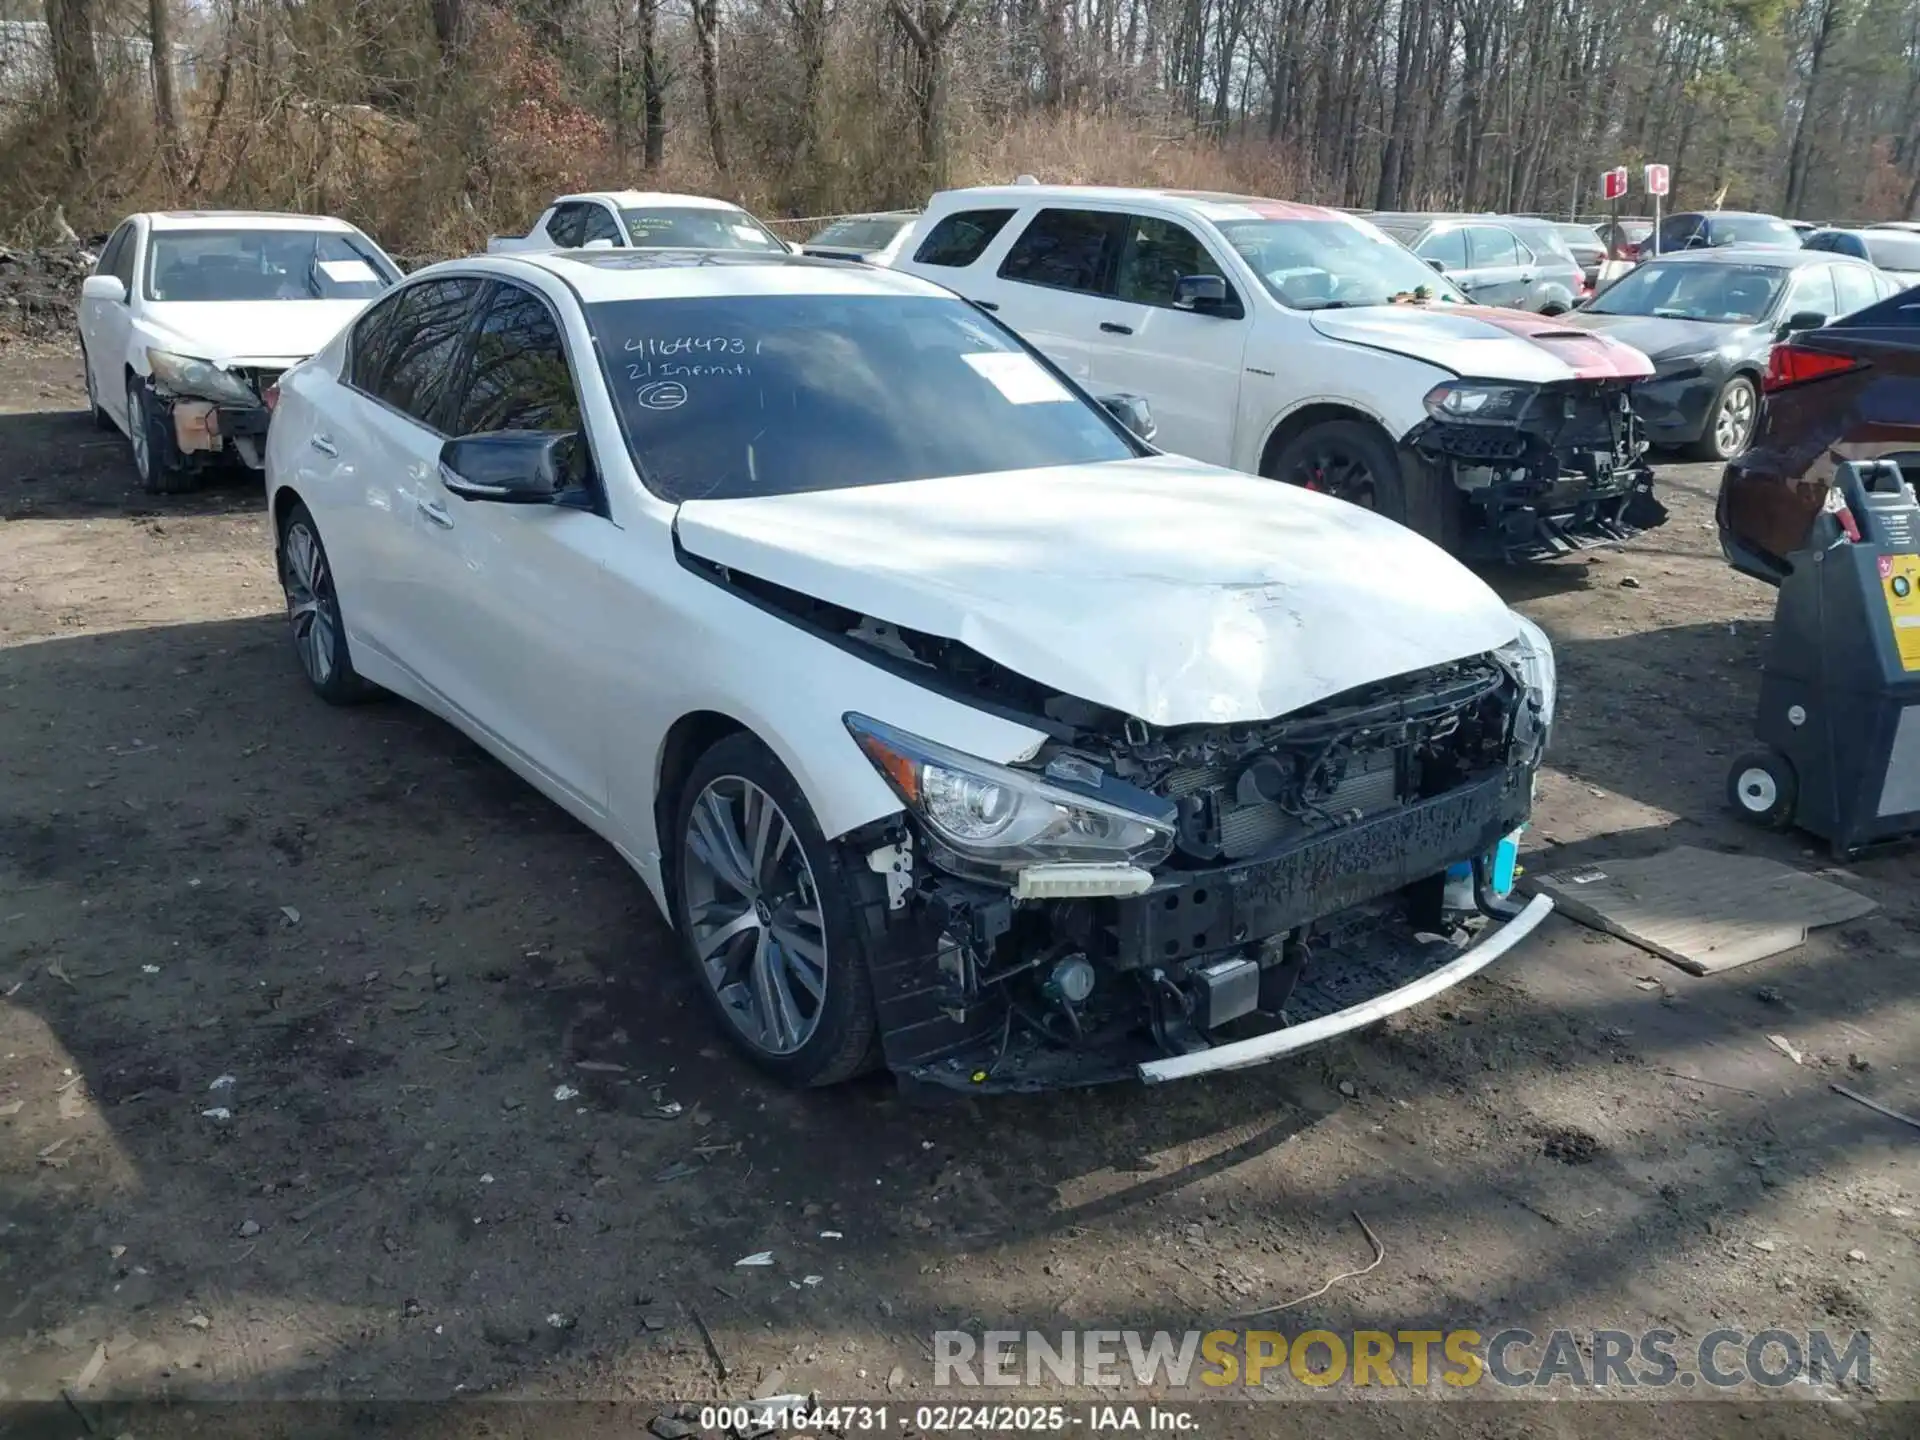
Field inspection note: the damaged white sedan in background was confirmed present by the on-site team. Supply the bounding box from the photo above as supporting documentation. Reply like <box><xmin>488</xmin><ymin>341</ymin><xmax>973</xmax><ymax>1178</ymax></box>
<box><xmin>78</xmin><ymin>209</ymin><xmax>402</xmax><ymax>493</ymax></box>
<box><xmin>265</xmin><ymin>248</ymin><xmax>1556</xmax><ymax>1091</ymax></box>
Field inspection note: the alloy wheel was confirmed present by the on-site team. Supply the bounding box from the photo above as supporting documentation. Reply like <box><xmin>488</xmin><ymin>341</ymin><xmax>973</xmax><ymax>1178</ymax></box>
<box><xmin>680</xmin><ymin>777</ymin><xmax>829</xmax><ymax>1057</ymax></box>
<box><xmin>127</xmin><ymin>382</ymin><xmax>149</xmax><ymax>482</ymax></box>
<box><xmin>281</xmin><ymin>521</ymin><xmax>338</xmax><ymax>686</ymax></box>
<box><xmin>1715</xmin><ymin>382</ymin><xmax>1756</xmax><ymax>458</ymax></box>
<box><xmin>1293</xmin><ymin>446</ymin><xmax>1378</xmax><ymax>509</ymax></box>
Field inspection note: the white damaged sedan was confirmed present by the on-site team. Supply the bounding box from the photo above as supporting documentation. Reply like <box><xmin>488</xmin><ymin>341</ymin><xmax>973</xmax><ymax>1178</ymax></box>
<box><xmin>265</xmin><ymin>248</ymin><xmax>1557</xmax><ymax>1090</ymax></box>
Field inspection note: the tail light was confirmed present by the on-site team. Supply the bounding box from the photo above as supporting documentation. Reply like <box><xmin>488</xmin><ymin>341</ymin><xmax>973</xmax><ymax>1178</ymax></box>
<box><xmin>1618</xmin><ymin>241</ymin><xmax>1640</xmax><ymax>261</ymax></box>
<box><xmin>1764</xmin><ymin>342</ymin><xmax>1864</xmax><ymax>393</ymax></box>
<box><xmin>263</xmin><ymin>381</ymin><xmax>280</xmax><ymax>412</ymax></box>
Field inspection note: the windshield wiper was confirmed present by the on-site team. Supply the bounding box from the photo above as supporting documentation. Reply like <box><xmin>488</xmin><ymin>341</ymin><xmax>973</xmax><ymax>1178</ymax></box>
<box><xmin>1297</xmin><ymin>299</ymin><xmax>1373</xmax><ymax>311</ymax></box>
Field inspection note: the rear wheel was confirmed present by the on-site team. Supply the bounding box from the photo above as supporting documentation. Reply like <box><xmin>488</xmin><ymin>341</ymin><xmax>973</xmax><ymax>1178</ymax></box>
<box><xmin>670</xmin><ymin>733</ymin><xmax>879</xmax><ymax>1087</ymax></box>
<box><xmin>1690</xmin><ymin>376</ymin><xmax>1757</xmax><ymax>462</ymax></box>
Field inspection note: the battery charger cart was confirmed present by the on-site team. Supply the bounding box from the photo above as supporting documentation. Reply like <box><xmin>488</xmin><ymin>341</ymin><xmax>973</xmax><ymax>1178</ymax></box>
<box><xmin>1728</xmin><ymin>460</ymin><xmax>1920</xmax><ymax>857</ymax></box>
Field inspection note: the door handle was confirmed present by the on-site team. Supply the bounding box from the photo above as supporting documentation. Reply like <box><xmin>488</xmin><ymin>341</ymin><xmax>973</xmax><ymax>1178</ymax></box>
<box><xmin>1100</xmin><ymin>321</ymin><xmax>1134</xmax><ymax>335</ymax></box>
<box><xmin>310</xmin><ymin>435</ymin><xmax>337</xmax><ymax>457</ymax></box>
<box><xmin>416</xmin><ymin>496</ymin><xmax>454</xmax><ymax>530</ymax></box>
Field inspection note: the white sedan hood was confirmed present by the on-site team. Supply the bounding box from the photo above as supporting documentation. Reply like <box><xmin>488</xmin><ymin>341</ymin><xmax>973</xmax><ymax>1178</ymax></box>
<box><xmin>676</xmin><ymin>456</ymin><xmax>1522</xmax><ymax>728</ymax></box>
<box><xmin>1310</xmin><ymin>304</ymin><xmax>1655</xmax><ymax>384</ymax></box>
<box><xmin>142</xmin><ymin>300</ymin><xmax>371</xmax><ymax>366</ymax></box>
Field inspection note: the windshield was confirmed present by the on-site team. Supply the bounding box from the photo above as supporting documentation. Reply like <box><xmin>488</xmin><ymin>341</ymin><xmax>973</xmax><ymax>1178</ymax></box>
<box><xmin>1213</xmin><ymin>216</ymin><xmax>1467</xmax><ymax>309</ymax></box>
<box><xmin>1866</xmin><ymin>233</ymin><xmax>1920</xmax><ymax>271</ymax></box>
<box><xmin>619</xmin><ymin>207</ymin><xmax>787</xmax><ymax>253</ymax></box>
<box><xmin>144</xmin><ymin>229</ymin><xmax>397</xmax><ymax>302</ymax></box>
<box><xmin>1586</xmin><ymin>260</ymin><xmax>1787</xmax><ymax>323</ymax></box>
<box><xmin>806</xmin><ymin>217</ymin><xmax>912</xmax><ymax>251</ymax></box>
<box><xmin>588</xmin><ymin>294</ymin><xmax>1136</xmax><ymax>502</ymax></box>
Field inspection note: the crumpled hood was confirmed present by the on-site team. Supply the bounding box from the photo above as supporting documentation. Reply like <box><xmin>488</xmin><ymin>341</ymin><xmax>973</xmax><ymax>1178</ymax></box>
<box><xmin>1310</xmin><ymin>304</ymin><xmax>1654</xmax><ymax>384</ymax></box>
<box><xmin>676</xmin><ymin>456</ymin><xmax>1523</xmax><ymax>728</ymax></box>
<box><xmin>142</xmin><ymin>300</ymin><xmax>372</xmax><ymax>366</ymax></box>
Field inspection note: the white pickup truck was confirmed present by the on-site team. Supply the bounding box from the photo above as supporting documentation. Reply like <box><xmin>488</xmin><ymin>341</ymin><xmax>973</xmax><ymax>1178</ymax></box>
<box><xmin>892</xmin><ymin>184</ymin><xmax>1668</xmax><ymax>563</ymax></box>
<box><xmin>487</xmin><ymin>191</ymin><xmax>792</xmax><ymax>256</ymax></box>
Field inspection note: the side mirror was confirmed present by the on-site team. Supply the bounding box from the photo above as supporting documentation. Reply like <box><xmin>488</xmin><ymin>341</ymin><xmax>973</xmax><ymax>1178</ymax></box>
<box><xmin>581</xmin><ymin>238</ymin><xmax>616</xmax><ymax>251</ymax></box>
<box><xmin>1780</xmin><ymin>310</ymin><xmax>1828</xmax><ymax>338</ymax></box>
<box><xmin>1425</xmin><ymin>257</ymin><xmax>1449</xmax><ymax>274</ymax></box>
<box><xmin>1172</xmin><ymin>274</ymin><xmax>1232</xmax><ymax>313</ymax></box>
<box><xmin>1097</xmin><ymin>392</ymin><xmax>1156</xmax><ymax>444</ymax></box>
<box><xmin>439</xmin><ymin>431</ymin><xmax>580</xmax><ymax>504</ymax></box>
<box><xmin>81</xmin><ymin>274</ymin><xmax>126</xmax><ymax>304</ymax></box>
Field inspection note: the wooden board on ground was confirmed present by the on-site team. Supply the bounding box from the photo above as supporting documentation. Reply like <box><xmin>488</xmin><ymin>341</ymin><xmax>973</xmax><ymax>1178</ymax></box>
<box><xmin>1524</xmin><ymin>845</ymin><xmax>1877</xmax><ymax>975</ymax></box>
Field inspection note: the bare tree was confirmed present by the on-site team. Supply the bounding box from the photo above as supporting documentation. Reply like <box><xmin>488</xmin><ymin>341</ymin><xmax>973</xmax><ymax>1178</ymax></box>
<box><xmin>691</xmin><ymin>0</ymin><xmax>727</xmax><ymax>172</ymax></box>
<box><xmin>45</xmin><ymin>0</ymin><xmax>100</xmax><ymax>174</ymax></box>
<box><xmin>148</xmin><ymin>0</ymin><xmax>183</xmax><ymax>176</ymax></box>
<box><xmin>888</xmin><ymin>0</ymin><xmax>972</xmax><ymax>178</ymax></box>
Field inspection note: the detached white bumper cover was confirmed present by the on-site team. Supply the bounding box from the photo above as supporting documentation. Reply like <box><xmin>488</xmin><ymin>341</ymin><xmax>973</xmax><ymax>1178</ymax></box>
<box><xmin>1136</xmin><ymin>893</ymin><xmax>1555</xmax><ymax>1083</ymax></box>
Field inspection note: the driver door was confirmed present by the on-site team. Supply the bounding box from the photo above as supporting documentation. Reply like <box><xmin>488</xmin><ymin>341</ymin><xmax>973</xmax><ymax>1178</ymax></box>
<box><xmin>1087</xmin><ymin>213</ymin><xmax>1249</xmax><ymax>465</ymax></box>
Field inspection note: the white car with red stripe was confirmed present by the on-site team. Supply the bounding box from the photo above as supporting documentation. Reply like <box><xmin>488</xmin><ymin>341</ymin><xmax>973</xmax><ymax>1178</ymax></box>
<box><xmin>892</xmin><ymin>185</ymin><xmax>1666</xmax><ymax>562</ymax></box>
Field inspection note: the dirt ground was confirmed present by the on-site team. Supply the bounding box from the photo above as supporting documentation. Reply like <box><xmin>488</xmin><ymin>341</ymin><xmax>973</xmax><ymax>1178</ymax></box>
<box><xmin>2</xmin><ymin>337</ymin><xmax>1917</xmax><ymax>1435</ymax></box>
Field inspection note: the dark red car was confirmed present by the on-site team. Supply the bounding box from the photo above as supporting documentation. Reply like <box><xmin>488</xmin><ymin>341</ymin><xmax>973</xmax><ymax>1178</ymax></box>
<box><xmin>1718</xmin><ymin>288</ymin><xmax>1920</xmax><ymax>583</ymax></box>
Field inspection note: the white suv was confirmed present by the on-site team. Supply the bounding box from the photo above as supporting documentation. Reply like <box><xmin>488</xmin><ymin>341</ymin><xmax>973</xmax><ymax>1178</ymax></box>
<box><xmin>893</xmin><ymin>186</ymin><xmax>1668</xmax><ymax>562</ymax></box>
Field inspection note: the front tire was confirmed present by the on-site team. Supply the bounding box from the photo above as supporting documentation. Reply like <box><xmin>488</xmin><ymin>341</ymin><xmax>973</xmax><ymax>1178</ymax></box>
<box><xmin>277</xmin><ymin>501</ymin><xmax>375</xmax><ymax>704</ymax></box>
<box><xmin>126</xmin><ymin>375</ymin><xmax>193</xmax><ymax>494</ymax></box>
<box><xmin>1266</xmin><ymin>420</ymin><xmax>1408</xmax><ymax>523</ymax></box>
<box><xmin>1690</xmin><ymin>376</ymin><xmax>1757</xmax><ymax>462</ymax></box>
<box><xmin>670</xmin><ymin>733</ymin><xmax>879</xmax><ymax>1087</ymax></box>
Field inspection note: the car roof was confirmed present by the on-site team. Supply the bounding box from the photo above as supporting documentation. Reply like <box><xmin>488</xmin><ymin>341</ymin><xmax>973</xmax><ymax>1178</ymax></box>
<box><xmin>930</xmin><ymin>183</ymin><xmax>1350</xmax><ymax>222</ymax></box>
<box><xmin>143</xmin><ymin>210</ymin><xmax>358</xmax><ymax>232</ymax></box>
<box><xmin>1633</xmin><ymin>245</ymin><xmax>1856</xmax><ymax>269</ymax></box>
<box><xmin>560</xmin><ymin>191</ymin><xmax>746</xmax><ymax>212</ymax></box>
<box><xmin>1665</xmin><ymin>210</ymin><xmax>1789</xmax><ymax>221</ymax></box>
<box><xmin>442</xmin><ymin>248</ymin><xmax>956</xmax><ymax>304</ymax></box>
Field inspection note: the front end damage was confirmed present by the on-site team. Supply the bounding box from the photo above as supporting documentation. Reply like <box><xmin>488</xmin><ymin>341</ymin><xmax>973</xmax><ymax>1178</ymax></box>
<box><xmin>1410</xmin><ymin>377</ymin><xmax>1668</xmax><ymax>563</ymax></box>
<box><xmin>152</xmin><ymin>364</ymin><xmax>283</xmax><ymax>471</ymax></box>
<box><xmin>806</xmin><ymin>612</ymin><xmax>1556</xmax><ymax>1093</ymax></box>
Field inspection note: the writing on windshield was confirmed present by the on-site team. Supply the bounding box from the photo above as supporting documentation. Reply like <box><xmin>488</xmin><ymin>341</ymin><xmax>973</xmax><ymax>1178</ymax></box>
<box><xmin>587</xmin><ymin>294</ymin><xmax>1136</xmax><ymax>502</ymax></box>
<box><xmin>620</xmin><ymin>208</ymin><xmax>787</xmax><ymax>253</ymax></box>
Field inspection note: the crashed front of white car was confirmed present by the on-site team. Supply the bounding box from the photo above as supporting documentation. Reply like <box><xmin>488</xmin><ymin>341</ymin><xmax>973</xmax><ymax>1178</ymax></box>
<box><xmin>621</xmin><ymin>270</ymin><xmax>1559</xmax><ymax>1092</ymax></box>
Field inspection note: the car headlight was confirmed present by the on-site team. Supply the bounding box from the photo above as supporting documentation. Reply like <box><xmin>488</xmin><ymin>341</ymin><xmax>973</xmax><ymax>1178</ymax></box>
<box><xmin>1496</xmin><ymin>613</ymin><xmax>1556</xmax><ymax>732</ymax></box>
<box><xmin>1423</xmin><ymin>380</ymin><xmax>1537</xmax><ymax>425</ymax></box>
<box><xmin>844</xmin><ymin>714</ymin><xmax>1175</xmax><ymax>872</ymax></box>
<box><xmin>146</xmin><ymin>350</ymin><xmax>258</xmax><ymax>406</ymax></box>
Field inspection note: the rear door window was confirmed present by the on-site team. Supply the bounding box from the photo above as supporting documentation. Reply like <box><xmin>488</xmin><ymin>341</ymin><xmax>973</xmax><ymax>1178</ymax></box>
<box><xmin>911</xmin><ymin>209</ymin><xmax>1016</xmax><ymax>267</ymax></box>
<box><xmin>998</xmin><ymin>209</ymin><xmax>1124</xmax><ymax>295</ymax></box>
<box><xmin>349</xmin><ymin>277</ymin><xmax>484</xmax><ymax>428</ymax></box>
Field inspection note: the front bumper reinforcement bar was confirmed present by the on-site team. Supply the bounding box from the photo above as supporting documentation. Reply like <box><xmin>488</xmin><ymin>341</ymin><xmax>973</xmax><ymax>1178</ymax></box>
<box><xmin>1135</xmin><ymin>891</ymin><xmax>1555</xmax><ymax>1083</ymax></box>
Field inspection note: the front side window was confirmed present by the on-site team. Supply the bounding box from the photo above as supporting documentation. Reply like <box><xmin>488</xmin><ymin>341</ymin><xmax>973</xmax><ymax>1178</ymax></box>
<box><xmin>1783</xmin><ymin>266</ymin><xmax>1839</xmax><ymax>321</ymax></box>
<box><xmin>1832</xmin><ymin>264</ymin><xmax>1879</xmax><ymax>318</ymax></box>
<box><xmin>579</xmin><ymin>206</ymin><xmax>624</xmax><ymax>245</ymax></box>
<box><xmin>449</xmin><ymin>286</ymin><xmax>583</xmax><ymax>435</ymax></box>
<box><xmin>589</xmin><ymin>294</ymin><xmax>1135</xmax><ymax>502</ymax></box>
<box><xmin>1585</xmin><ymin>261</ymin><xmax>1787</xmax><ymax>324</ymax></box>
<box><xmin>912</xmin><ymin>209</ymin><xmax>1016</xmax><ymax>267</ymax></box>
<box><xmin>546</xmin><ymin>205</ymin><xmax>588</xmax><ymax>248</ymax></box>
<box><xmin>1214</xmin><ymin>215</ymin><xmax>1469</xmax><ymax>310</ymax></box>
<box><xmin>1417</xmin><ymin>227</ymin><xmax>1469</xmax><ymax>271</ymax></box>
<box><xmin>1467</xmin><ymin>226</ymin><xmax>1522</xmax><ymax>267</ymax></box>
<box><xmin>618</xmin><ymin>207</ymin><xmax>787</xmax><ymax>253</ymax></box>
<box><xmin>144</xmin><ymin>228</ymin><xmax>398</xmax><ymax>302</ymax></box>
<box><xmin>1113</xmin><ymin>215</ymin><xmax>1229</xmax><ymax>308</ymax></box>
<box><xmin>95</xmin><ymin>223</ymin><xmax>130</xmax><ymax>282</ymax></box>
<box><xmin>999</xmin><ymin>209</ymin><xmax>1123</xmax><ymax>295</ymax></box>
<box><xmin>349</xmin><ymin>277</ymin><xmax>484</xmax><ymax>426</ymax></box>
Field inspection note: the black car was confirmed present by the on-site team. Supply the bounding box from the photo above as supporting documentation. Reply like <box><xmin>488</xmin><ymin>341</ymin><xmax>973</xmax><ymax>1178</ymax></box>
<box><xmin>1654</xmin><ymin>210</ymin><xmax>1802</xmax><ymax>254</ymax></box>
<box><xmin>1563</xmin><ymin>247</ymin><xmax>1900</xmax><ymax>461</ymax></box>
